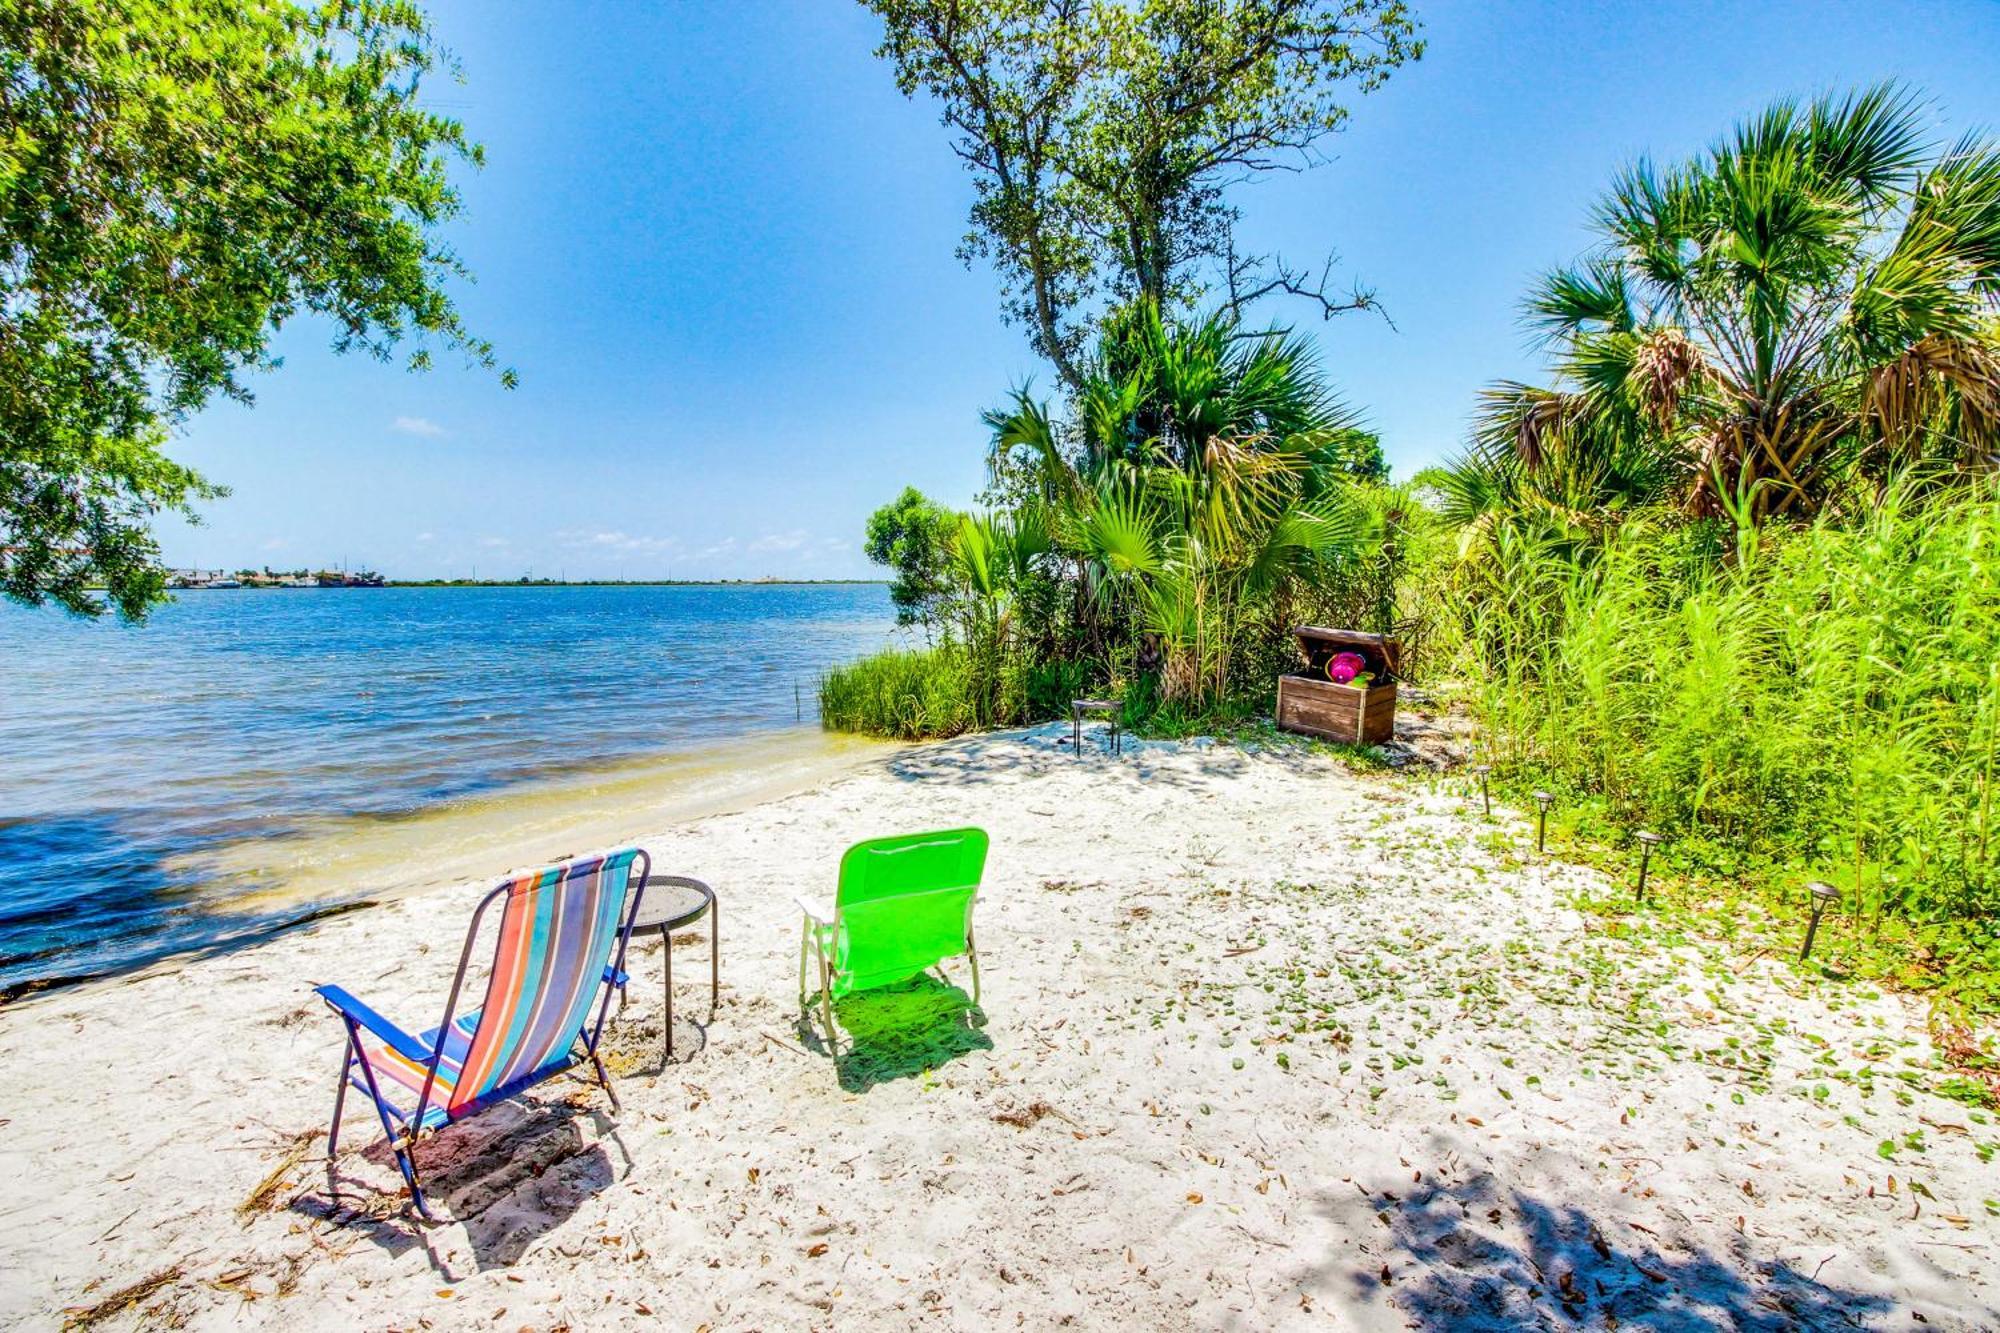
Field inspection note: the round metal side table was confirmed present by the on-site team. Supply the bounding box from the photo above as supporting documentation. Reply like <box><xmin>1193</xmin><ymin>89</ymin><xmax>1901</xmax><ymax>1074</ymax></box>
<box><xmin>1070</xmin><ymin>698</ymin><xmax>1122</xmax><ymax>755</ymax></box>
<box><xmin>624</xmin><ymin>874</ymin><xmax>718</xmax><ymax>1061</ymax></box>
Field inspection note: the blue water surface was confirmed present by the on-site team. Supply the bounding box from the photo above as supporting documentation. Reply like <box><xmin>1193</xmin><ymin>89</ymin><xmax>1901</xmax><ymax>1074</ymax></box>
<box><xmin>0</xmin><ymin>583</ymin><xmax>894</xmax><ymax>994</ymax></box>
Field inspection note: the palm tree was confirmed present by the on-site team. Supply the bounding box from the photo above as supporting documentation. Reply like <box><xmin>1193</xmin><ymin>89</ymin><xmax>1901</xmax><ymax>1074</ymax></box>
<box><xmin>1451</xmin><ymin>85</ymin><xmax>2000</xmax><ymax>531</ymax></box>
<box><xmin>946</xmin><ymin>507</ymin><xmax>1051</xmax><ymax>725</ymax></box>
<box><xmin>989</xmin><ymin>297</ymin><xmax>1385</xmax><ymax>493</ymax></box>
<box><xmin>981</xmin><ymin>299</ymin><xmax>1381</xmax><ymax>705</ymax></box>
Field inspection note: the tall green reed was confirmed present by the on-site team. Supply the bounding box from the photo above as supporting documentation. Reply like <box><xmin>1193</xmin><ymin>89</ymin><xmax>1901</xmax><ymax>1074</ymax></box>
<box><xmin>818</xmin><ymin>647</ymin><xmax>974</xmax><ymax>740</ymax></box>
<box><xmin>1441</xmin><ymin>477</ymin><xmax>2000</xmax><ymax>938</ymax></box>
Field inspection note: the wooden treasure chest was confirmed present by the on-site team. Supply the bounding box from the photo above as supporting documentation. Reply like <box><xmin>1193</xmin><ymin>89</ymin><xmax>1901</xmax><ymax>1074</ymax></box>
<box><xmin>1275</xmin><ymin>627</ymin><xmax>1401</xmax><ymax>746</ymax></box>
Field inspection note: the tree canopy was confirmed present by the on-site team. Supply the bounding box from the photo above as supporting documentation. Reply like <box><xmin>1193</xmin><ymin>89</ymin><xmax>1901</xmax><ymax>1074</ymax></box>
<box><xmin>864</xmin><ymin>485</ymin><xmax>963</xmax><ymax>629</ymax></box>
<box><xmin>1</xmin><ymin>0</ymin><xmax>504</xmax><ymax>617</ymax></box>
<box><xmin>861</xmin><ymin>0</ymin><xmax>1423</xmax><ymax>389</ymax></box>
<box><xmin>1439</xmin><ymin>84</ymin><xmax>2000</xmax><ymax>537</ymax></box>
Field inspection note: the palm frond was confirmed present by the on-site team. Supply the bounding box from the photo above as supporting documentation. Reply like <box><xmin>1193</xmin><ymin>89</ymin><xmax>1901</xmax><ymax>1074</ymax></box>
<box><xmin>1525</xmin><ymin>258</ymin><xmax>1636</xmax><ymax>342</ymax></box>
<box><xmin>1630</xmin><ymin>327</ymin><xmax>1705</xmax><ymax>427</ymax></box>
<box><xmin>1075</xmin><ymin>478</ymin><xmax>1165</xmax><ymax>581</ymax></box>
<box><xmin>1420</xmin><ymin>453</ymin><xmax>1515</xmax><ymax>529</ymax></box>
<box><xmin>951</xmin><ymin>512</ymin><xmax>1001</xmax><ymax>600</ymax></box>
<box><xmin>1244</xmin><ymin>491</ymin><xmax>1369</xmax><ymax>594</ymax></box>
<box><xmin>1904</xmin><ymin>134</ymin><xmax>2000</xmax><ymax>293</ymax></box>
<box><xmin>1595</xmin><ymin>158</ymin><xmax>1702</xmax><ymax>297</ymax></box>
<box><xmin>984</xmin><ymin>385</ymin><xmax>1083</xmax><ymax>504</ymax></box>
<box><xmin>1473</xmin><ymin>380</ymin><xmax>1575</xmax><ymax>474</ymax></box>
<box><xmin>1864</xmin><ymin>331</ymin><xmax>2000</xmax><ymax>461</ymax></box>
<box><xmin>1801</xmin><ymin>82</ymin><xmax>1929</xmax><ymax>206</ymax></box>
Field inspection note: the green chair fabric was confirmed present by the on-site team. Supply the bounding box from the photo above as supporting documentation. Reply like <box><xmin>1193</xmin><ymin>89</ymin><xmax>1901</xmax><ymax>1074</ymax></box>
<box><xmin>798</xmin><ymin>827</ymin><xmax>989</xmax><ymax>1045</ymax></box>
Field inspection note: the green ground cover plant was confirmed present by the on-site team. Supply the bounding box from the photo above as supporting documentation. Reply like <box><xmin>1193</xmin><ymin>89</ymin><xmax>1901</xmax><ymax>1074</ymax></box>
<box><xmin>1441</xmin><ymin>480</ymin><xmax>2000</xmax><ymax>1024</ymax></box>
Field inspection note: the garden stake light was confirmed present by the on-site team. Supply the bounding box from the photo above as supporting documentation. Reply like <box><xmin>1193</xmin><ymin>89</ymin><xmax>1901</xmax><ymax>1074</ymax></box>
<box><xmin>1532</xmin><ymin>791</ymin><xmax>1552</xmax><ymax>856</ymax></box>
<box><xmin>1800</xmin><ymin>881</ymin><xmax>1839</xmax><ymax>961</ymax></box>
<box><xmin>1634</xmin><ymin>831</ymin><xmax>1663</xmax><ymax>903</ymax></box>
<box><xmin>1473</xmin><ymin>764</ymin><xmax>1492</xmax><ymax>816</ymax></box>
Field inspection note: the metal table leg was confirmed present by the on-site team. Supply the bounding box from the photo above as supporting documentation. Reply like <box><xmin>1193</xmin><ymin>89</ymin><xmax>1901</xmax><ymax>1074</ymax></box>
<box><xmin>633</xmin><ymin>879</ymin><xmax>718</xmax><ymax>1067</ymax></box>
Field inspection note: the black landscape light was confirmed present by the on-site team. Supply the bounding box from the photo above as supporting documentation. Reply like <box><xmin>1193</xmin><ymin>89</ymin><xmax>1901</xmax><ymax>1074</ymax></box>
<box><xmin>1634</xmin><ymin>831</ymin><xmax>1663</xmax><ymax>904</ymax></box>
<box><xmin>1800</xmin><ymin>881</ymin><xmax>1839</xmax><ymax>961</ymax></box>
<box><xmin>1473</xmin><ymin>764</ymin><xmax>1492</xmax><ymax>817</ymax></box>
<box><xmin>1532</xmin><ymin>791</ymin><xmax>1553</xmax><ymax>855</ymax></box>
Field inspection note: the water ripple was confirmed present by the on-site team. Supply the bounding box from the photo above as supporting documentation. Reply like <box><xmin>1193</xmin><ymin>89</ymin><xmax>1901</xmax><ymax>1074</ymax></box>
<box><xmin>0</xmin><ymin>584</ymin><xmax>895</xmax><ymax>993</ymax></box>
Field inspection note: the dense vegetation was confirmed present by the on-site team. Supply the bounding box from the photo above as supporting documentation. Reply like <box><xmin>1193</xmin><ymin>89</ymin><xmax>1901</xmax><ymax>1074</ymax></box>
<box><xmin>837</xmin><ymin>0</ymin><xmax>1433</xmax><ymax>742</ymax></box>
<box><xmin>823</xmin><ymin>297</ymin><xmax>1429</xmax><ymax>739</ymax></box>
<box><xmin>1426</xmin><ymin>87</ymin><xmax>2000</xmax><ymax>1018</ymax></box>
<box><xmin>1439</xmin><ymin>483</ymin><xmax>1999</xmax><ymax>1002</ymax></box>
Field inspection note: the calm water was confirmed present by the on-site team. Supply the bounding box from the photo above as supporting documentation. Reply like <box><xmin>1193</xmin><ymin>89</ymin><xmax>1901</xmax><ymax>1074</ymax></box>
<box><xmin>0</xmin><ymin>584</ymin><xmax>895</xmax><ymax>995</ymax></box>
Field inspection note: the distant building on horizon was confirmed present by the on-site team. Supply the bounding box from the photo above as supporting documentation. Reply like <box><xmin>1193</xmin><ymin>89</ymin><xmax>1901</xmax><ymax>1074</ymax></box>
<box><xmin>167</xmin><ymin>567</ymin><xmax>383</xmax><ymax>589</ymax></box>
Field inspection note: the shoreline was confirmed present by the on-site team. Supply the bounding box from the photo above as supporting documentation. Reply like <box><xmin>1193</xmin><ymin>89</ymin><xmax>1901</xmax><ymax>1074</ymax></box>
<box><xmin>1</xmin><ymin>726</ymin><xmax>898</xmax><ymax>1007</ymax></box>
<box><xmin>1</xmin><ymin>725</ymin><xmax>1992</xmax><ymax>1329</ymax></box>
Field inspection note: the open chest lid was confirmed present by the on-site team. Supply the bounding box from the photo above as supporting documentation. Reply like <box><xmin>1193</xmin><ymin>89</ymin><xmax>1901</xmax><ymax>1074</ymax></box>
<box><xmin>1291</xmin><ymin>626</ymin><xmax>1402</xmax><ymax>681</ymax></box>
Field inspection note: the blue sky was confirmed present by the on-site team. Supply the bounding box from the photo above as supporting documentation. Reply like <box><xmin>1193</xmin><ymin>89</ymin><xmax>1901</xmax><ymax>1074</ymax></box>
<box><xmin>158</xmin><ymin>0</ymin><xmax>2000</xmax><ymax>581</ymax></box>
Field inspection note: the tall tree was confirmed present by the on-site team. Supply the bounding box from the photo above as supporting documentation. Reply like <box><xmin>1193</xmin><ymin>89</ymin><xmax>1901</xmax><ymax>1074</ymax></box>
<box><xmin>1</xmin><ymin>0</ymin><xmax>506</xmax><ymax>618</ymax></box>
<box><xmin>1450</xmin><ymin>85</ymin><xmax>2000</xmax><ymax>533</ymax></box>
<box><xmin>860</xmin><ymin>0</ymin><xmax>1422</xmax><ymax>389</ymax></box>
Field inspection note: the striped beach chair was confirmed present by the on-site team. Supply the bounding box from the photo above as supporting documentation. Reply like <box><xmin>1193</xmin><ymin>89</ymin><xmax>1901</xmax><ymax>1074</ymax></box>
<box><xmin>314</xmin><ymin>847</ymin><xmax>648</xmax><ymax>1220</ymax></box>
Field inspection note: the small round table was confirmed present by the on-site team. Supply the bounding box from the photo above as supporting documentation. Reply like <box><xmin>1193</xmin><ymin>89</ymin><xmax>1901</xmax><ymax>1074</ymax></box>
<box><xmin>1070</xmin><ymin>698</ymin><xmax>1122</xmax><ymax>756</ymax></box>
<box><xmin>624</xmin><ymin>875</ymin><xmax>718</xmax><ymax>1061</ymax></box>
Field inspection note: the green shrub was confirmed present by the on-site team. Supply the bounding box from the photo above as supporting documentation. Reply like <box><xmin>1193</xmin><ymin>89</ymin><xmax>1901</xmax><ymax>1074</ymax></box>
<box><xmin>818</xmin><ymin>647</ymin><xmax>973</xmax><ymax>740</ymax></box>
<box><xmin>1441</xmin><ymin>477</ymin><xmax>2000</xmax><ymax>1003</ymax></box>
<box><xmin>1015</xmin><ymin>657</ymin><xmax>1088</xmax><ymax>720</ymax></box>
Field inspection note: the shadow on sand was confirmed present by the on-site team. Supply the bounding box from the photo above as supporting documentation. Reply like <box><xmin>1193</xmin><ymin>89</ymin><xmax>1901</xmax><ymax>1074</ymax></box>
<box><xmin>1307</xmin><ymin>1169</ymin><xmax>1902</xmax><ymax>1331</ymax></box>
<box><xmin>297</xmin><ymin>1095</ymin><xmax>630</xmax><ymax>1274</ymax></box>
<box><xmin>797</xmin><ymin>972</ymin><xmax>992</xmax><ymax>1094</ymax></box>
<box><xmin>882</xmin><ymin>722</ymin><xmax>1353</xmax><ymax>796</ymax></box>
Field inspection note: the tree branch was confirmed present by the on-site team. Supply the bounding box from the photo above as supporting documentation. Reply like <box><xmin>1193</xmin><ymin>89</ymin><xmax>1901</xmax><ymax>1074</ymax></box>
<box><xmin>1224</xmin><ymin>247</ymin><xmax>1396</xmax><ymax>330</ymax></box>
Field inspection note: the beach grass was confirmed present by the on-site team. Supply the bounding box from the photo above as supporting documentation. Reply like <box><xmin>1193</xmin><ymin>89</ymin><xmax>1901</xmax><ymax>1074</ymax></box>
<box><xmin>818</xmin><ymin>646</ymin><xmax>973</xmax><ymax>739</ymax></box>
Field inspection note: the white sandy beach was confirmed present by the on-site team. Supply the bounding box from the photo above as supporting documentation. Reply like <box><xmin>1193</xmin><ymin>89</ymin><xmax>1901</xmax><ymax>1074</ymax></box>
<box><xmin>1</xmin><ymin>723</ymin><xmax>1994</xmax><ymax>1330</ymax></box>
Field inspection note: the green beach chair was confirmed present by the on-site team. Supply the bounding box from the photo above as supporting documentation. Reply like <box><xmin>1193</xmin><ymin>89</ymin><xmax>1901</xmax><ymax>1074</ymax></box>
<box><xmin>796</xmin><ymin>827</ymin><xmax>989</xmax><ymax>1048</ymax></box>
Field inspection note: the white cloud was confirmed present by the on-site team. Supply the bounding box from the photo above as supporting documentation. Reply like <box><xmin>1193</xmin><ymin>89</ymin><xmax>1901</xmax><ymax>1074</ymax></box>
<box><xmin>747</xmin><ymin>529</ymin><xmax>810</xmax><ymax>555</ymax></box>
<box><xmin>260</xmin><ymin>537</ymin><xmax>290</xmax><ymax>551</ymax></box>
<box><xmin>666</xmin><ymin>532</ymin><xmax>852</xmax><ymax>566</ymax></box>
<box><xmin>560</xmin><ymin>529</ymin><xmax>682</xmax><ymax>556</ymax></box>
<box><xmin>787</xmin><ymin>535</ymin><xmax>852</xmax><ymax>565</ymax></box>
<box><xmin>414</xmin><ymin>531</ymin><xmax>436</xmax><ymax>543</ymax></box>
<box><xmin>478</xmin><ymin>536</ymin><xmax>510</xmax><ymax>549</ymax></box>
<box><xmin>392</xmin><ymin>415</ymin><xmax>447</xmax><ymax>438</ymax></box>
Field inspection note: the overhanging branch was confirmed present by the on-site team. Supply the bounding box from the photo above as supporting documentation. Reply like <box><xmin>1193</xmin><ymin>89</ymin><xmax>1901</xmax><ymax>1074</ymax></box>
<box><xmin>1224</xmin><ymin>246</ymin><xmax>1395</xmax><ymax>331</ymax></box>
